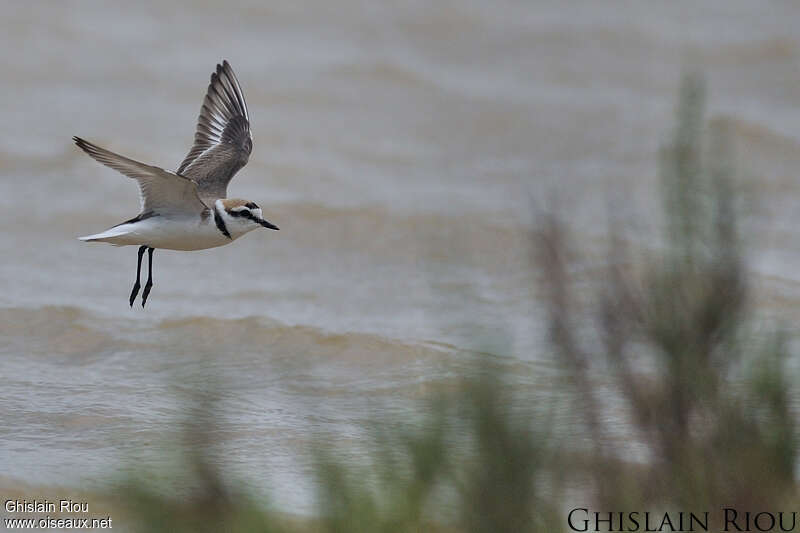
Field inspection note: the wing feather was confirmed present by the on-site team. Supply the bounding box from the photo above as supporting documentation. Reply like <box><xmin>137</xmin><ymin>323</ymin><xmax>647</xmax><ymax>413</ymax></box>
<box><xmin>178</xmin><ymin>60</ymin><xmax>252</xmax><ymax>203</ymax></box>
<box><xmin>74</xmin><ymin>137</ymin><xmax>208</xmax><ymax>216</ymax></box>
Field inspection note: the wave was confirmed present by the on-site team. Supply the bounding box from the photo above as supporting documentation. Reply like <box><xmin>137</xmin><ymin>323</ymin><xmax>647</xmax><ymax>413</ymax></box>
<box><xmin>156</xmin><ymin>314</ymin><xmax>456</xmax><ymax>367</ymax></box>
<box><xmin>711</xmin><ymin>115</ymin><xmax>800</xmax><ymax>153</ymax></box>
<box><xmin>0</xmin><ymin>305</ymin><xmax>458</xmax><ymax>368</ymax></box>
<box><xmin>692</xmin><ymin>37</ymin><xmax>796</xmax><ymax>65</ymax></box>
<box><xmin>0</xmin><ymin>305</ymin><xmax>140</xmax><ymax>359</ymax></box>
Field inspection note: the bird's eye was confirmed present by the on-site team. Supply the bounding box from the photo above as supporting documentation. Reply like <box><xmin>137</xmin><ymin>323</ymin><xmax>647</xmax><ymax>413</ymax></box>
<box><xmin>245</xmin><ymin>202</ymin><xmax>259</xmax><ymax>209</ymax></box>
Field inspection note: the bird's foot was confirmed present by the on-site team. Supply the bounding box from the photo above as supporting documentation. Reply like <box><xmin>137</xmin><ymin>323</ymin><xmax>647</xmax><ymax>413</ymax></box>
<box><xmin>141</xmin><ymin>281</ymin><xmax>153</xmax><ymax>308</ymax></box>
<box><xmin>129</xmin><ymin>281</ymin><xmax>141</xmax><ymax>307</ymax></box>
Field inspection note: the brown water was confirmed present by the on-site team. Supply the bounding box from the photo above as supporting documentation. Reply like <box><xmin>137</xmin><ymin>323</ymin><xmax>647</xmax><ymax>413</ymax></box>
<box><xmin>2</xmin><ymin>0</ymin><xmax>800</xmax><ymax>512</ymax></box>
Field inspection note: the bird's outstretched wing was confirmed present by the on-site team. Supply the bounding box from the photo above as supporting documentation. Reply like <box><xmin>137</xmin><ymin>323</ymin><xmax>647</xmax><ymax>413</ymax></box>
<box><xmin>177</xmin><ymin>60</ymin><xmax>252</xmax><ymax>204</ymax></box>
<box><xmin>74</xmin><ymin>137</ymin><xmax>208</xmax><ymax>216</ymax></box>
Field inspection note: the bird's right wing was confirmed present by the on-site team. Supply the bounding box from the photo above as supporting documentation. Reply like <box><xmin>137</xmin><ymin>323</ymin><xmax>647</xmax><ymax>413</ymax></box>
<box><xmin>177</xmin><ymin>60</ymin><xmax>252</xmax><ymax>203</ymax></box>
<box><xmin>74</xmin><ymin>137</ymin><xmax>208</xmax><ymax>216</ymax></box>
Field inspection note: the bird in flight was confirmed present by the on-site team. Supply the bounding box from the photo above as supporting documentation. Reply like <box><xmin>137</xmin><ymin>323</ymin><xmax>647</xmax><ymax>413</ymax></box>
<box><xmin>75</xmin><ymin>60</ymin><xmax>278</xmax><ymax>307</ymax></box>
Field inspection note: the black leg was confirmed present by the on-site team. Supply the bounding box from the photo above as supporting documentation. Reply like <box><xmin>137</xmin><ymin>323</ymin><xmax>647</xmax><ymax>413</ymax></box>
<box><xmin>129</xmin><ymin>246</ymin><xmax>146</xmax><ymax>307</ymax></box>
<box><xmin>142</xmin><ymin>247</ymin><xmax>155</xmax><ymax>308</ymax></box>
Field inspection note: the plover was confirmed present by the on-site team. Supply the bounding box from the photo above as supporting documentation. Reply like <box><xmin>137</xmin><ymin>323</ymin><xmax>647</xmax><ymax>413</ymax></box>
<box><xmin>75</xmin><ymin>60</ymin><xmax>278</xmax><ymax>307</ymax></box>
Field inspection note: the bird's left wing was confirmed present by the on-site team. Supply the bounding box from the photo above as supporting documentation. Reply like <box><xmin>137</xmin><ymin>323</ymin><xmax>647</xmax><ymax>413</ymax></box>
<box><xmin>74</xmin><ymin>137</ymin><xmax>208</xmax><ymax>216</ymax></box>
<box><xmin>177</xmin><ymin>60</ymin><xmax>252</xmax><ymax>204</ymax></box>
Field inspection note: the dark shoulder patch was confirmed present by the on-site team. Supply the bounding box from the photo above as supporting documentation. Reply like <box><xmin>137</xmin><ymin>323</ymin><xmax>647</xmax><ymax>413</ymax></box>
<box><xmin>113</xmin><ymin>211</ymin><xmax>157</xmax><ymax>228</ymax></box>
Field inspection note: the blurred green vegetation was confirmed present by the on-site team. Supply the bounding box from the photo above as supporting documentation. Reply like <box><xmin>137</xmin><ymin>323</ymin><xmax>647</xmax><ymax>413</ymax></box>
<box><xmin>118</xmin><ymin>75</ymin><xmax>797</xmax><ymax>532</ymax></box>
<box><xmin>540</xmin><ymin>74</ymin><xmax>797</xmax><ymax>523</ymax></box>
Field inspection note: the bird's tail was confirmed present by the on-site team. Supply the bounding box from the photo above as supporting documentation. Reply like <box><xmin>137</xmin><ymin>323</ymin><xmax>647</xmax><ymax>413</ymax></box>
<box><xmin>78</xmin><ymin>226</ymin><xmax>132</xmax><ymax>245</ymax></box>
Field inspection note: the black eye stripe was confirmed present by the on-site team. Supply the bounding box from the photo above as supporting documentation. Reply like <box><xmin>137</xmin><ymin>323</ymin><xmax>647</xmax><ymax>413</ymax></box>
<box><xmin>245</xmin><ymin>202</ymin><xmax>259</xmax><ymax>209</ymax></box>
<box><xmin>227</xmin><ymin>209</ymin><xmax>258</xmax><ymax>221</ymax></box>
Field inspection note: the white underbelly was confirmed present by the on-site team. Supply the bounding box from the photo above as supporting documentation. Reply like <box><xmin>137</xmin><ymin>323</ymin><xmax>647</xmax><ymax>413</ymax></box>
<box><xmin>84</xmin><ymin>216</ymin><xmax>234</xmax><ymax>251</ymax></box>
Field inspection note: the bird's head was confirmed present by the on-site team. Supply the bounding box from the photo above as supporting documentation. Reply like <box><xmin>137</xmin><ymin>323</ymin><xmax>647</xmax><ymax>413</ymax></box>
<box><xmin>216</xmin><ymin>199</ymin><xmax>279</xmax><ymax>238</ymax></box>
